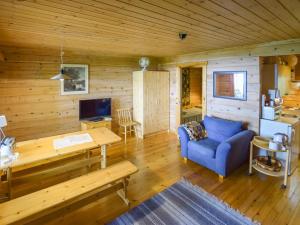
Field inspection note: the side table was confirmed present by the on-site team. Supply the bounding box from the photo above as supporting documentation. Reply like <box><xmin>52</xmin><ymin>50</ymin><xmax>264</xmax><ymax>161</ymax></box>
<box><xmin>249</xmin><ymin>136</ymin><xmax>291</xmax><ymax>189</ymax></box>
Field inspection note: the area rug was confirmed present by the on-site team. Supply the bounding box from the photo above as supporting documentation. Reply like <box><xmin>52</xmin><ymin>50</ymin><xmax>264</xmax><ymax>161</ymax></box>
<box><xmin>108</xmin><ymin>179</ymin><xmax>260</xmax><ymax>225</ymax></box>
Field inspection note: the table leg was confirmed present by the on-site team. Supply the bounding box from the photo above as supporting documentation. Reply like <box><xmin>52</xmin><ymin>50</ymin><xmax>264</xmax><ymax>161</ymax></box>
<box><xmin>86</xmin><ymin>150</ymin><xmax>91</xmax><ymax>170</ymax></box>
<box><xmin>6</xmin><ymin>167</ymin><xmax>12</xmax><ymax>199</ymax></box>
<box><xmin>282</xmin><ymin>150</ymin><xmax>289</xmax><ymax>189</ymax></box>
<box><xmin>134</xmin><ymin>125</ymin><xmax>138</xmax><ymax>140</ymax></box>
<box><xmin>101</xmin><ymin>145</ymin><xmax>107</xmax><ymax>169</ymax></box>
<box><xmin>288</xmin><ymin>147</ymin><xmax>292</xmax><ymax>176</ymax></box>
<box><xmin>117</xmin><ymin>177</ymin><xmax>130</xmax><ymax>206</ymax></box>
<box><xmin>124</xmin><ymin>126</ymin><xmax>127</xmax><ymax>144</ymax></box>
<box><xmin>249</xmin><ymin>142</ymin><xmax>253</xmax><ymax>175</ymax></box>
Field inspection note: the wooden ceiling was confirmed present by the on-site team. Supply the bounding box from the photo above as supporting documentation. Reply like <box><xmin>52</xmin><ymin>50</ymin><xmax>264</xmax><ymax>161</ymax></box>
<box><xmin>0</xmin><ymin>0</ymin><xmax>299</xmax><ymax>57</ymax></box>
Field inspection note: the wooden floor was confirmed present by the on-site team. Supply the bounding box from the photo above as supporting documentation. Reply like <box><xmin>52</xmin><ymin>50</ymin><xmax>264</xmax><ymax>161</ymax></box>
<box><xmin>7</xmin><ymin>132</ymin><xmax>300</xmax><ymax>225</ymax></box>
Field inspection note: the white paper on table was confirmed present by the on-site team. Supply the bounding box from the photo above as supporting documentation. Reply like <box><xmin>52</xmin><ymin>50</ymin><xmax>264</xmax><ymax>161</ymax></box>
<box><xmin>53</xmin><ymin>133</ymin><xmax>94</xmax><ymax>150</ymax></box>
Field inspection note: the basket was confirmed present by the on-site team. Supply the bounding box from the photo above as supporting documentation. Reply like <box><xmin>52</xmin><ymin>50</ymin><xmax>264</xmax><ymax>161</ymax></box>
<box><xmin>254</xmin><ymin>156</ymin><xmax>282</xmax><ymax>172</ymax></box>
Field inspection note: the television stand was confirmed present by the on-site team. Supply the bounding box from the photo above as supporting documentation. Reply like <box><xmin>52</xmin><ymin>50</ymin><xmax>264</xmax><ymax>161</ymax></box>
<box><xmin>89</xmin><ymin>118</ymin><xmax>103</xmax><ymax>122</ymax></box>
<box><xmin>81</xmin><ymin>119</ymin><xmax>112</xmax><ymax>131</ymax></box>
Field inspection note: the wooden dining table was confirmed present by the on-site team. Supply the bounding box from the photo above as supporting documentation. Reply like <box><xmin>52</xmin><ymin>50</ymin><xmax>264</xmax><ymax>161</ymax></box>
<box><xmin>0</xmin><ymin>127</ymin><xmax>121</xmax><ymax>200</ymax></box>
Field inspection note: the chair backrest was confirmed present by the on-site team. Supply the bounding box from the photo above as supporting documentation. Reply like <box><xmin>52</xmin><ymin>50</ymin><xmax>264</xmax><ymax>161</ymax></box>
<box><xmin>203</xmin><ymin>116</ymin><xmax>243</xmax><ymax>142</ymax></box>
<box><xmin>117</xmin><ymin>108</ymin><xmax>132</xmax><ymax>125</ymax></box>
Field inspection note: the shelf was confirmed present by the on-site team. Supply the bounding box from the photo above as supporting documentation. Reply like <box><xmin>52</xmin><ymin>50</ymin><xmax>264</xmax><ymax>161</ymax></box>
<box><xmin>252</xmin><ymin>163</ymin><xmax>285</xmax><ymax>177</ymax></box>
<box><xmin>252</xmin><ymin>136</ymin><xmax>289</xmax><ymax>153</ymax></box>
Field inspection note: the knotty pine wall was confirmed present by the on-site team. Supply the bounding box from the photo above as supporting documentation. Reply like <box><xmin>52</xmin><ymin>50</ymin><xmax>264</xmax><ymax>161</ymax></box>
<box><xmin>0</xmin><ymin>47</ymin><xmax>154</xmax><ymax>141</ymax></box>
<box><xmin>160</xmin><ymin>56</ymin><xmax>260</xmax><ymax>133</ymax></box>
<box><xmin>206</xmin><ymin>57</ymin><xmax>260</xmax><ymax>132</ymax></box>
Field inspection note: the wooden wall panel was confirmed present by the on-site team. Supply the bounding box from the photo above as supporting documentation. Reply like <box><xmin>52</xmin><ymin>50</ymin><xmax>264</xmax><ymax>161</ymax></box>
<box><xmin>160</xmin><ymin>56</ymin><xmax>260</xmax><ymax>133</ymax></box>
<box><xmin>0</xmin><ymin>47</ymin><xmax>148</xmax><ymax>141</ymax></box>
<box><xmin>206</xmin><ymin>57</ymin><xmax>260</xmax><ymax>132</ymax></box>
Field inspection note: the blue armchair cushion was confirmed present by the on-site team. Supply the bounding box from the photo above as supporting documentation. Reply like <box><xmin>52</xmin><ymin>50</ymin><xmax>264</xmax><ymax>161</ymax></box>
<box><xmin>180</xmin><ymin>121</ymin><xmax>206</xmax><ymax>141</ymax></box>
<box><xmin>188</xmin><ymin>138</ymin><xmax>220</xmax><ymax>159</ymax></box>
<box><xmin>203</xmin><ymin>116</ymin><xmax>243</xmax><ymax>143</ymax></box>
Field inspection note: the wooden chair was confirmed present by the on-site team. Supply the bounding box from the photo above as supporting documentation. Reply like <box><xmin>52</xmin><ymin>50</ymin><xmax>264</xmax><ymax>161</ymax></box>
<box><xmin>117</xmin><ymin>108</ymin><xmax>138</xmax><ymax>143</ymax></box>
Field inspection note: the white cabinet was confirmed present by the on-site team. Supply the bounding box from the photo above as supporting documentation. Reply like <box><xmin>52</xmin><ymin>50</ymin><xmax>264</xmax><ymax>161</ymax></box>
<box><xmin>133</xmin><ymin>71</ymin><xmax>170</xmax><ymax>138</ymax></box>
<box><xmin>260</xmin><ymin>118</ymin><xmax>300</xmax><ymax>173</ymax></box>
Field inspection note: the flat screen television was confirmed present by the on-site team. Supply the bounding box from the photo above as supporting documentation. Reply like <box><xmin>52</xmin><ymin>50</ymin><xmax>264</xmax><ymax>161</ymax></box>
<box><xmin>79</xmin><ymin>98</ymin><xmax>111</xmax><ymax>121</ymax></box>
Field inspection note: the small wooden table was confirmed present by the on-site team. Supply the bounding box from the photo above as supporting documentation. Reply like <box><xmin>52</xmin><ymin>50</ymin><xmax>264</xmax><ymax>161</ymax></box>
<box><xmin>81</xmin><ymin>119</ymin><xmax>112</xmax><ymax>130</ymax></box>
<box><xmin>1</xmin><ymin>127</ymin><xmax>121</xmax><ymax>199</ymax></box>
<box><xmin>249</xmin><ymin>136</ymin><xmax>291</xmax><ymax>188</ymax></box>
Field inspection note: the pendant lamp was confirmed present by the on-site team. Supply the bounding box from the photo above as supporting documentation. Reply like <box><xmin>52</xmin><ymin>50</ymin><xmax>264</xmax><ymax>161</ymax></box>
<box><xmin>50</xmin><ymin>44</ymin><xmax>72</xmax><ymax>80</ymax></box>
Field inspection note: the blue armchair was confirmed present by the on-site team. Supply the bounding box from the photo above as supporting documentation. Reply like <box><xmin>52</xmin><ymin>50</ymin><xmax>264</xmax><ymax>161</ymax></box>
<box><xmin>178</xmin><ymin>116</ymin><xmax>254</xmax><ymax>177</ymax></box>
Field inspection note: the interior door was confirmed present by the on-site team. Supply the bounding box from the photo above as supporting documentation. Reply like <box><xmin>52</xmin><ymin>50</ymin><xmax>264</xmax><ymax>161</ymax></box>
<box><xmin>175</xmin><ymin>67</ymin><xmax>182</xmax><ymax>130</ymax></box>
<box><xmin>143</xmin><ymin>71</ymin><xmax>160</xmax><ymax>135</ymax></box>
<box><xmin>157</xmin><ymin>71</ymin><xmax>170</xmax><ymax>132</ymax></box>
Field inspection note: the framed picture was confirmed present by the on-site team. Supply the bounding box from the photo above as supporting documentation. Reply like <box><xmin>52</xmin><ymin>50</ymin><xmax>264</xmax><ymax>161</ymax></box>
<box><xmin>61</xmin><ymin>64</ymin><xmax>89</xmax><ymax>95</ymax></box>
<box><xmin>213</xmin><ymin>71</ymin><xmax>247</xmax><ymax>101</ymax></box>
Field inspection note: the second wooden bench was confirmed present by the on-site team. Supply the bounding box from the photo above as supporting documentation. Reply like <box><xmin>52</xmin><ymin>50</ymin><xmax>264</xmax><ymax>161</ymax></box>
<box><xmin>0</xmin><ymin>160</ymin><xmax>138</xmax><ymax>225</ymax></box>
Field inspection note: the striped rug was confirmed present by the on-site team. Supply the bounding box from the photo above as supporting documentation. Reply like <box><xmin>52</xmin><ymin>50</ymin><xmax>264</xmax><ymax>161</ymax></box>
<box><xmin>108</xmin><ymin>179</ymin><xmax>260</xmax><ymax>225</ymax></box>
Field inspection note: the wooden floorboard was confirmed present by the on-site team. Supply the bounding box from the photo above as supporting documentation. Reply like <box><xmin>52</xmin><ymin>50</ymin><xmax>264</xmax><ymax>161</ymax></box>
<box><xmin>4</xmin><ymin>132</ymin><xmax>300</xmax><ymax>225</ymax></box>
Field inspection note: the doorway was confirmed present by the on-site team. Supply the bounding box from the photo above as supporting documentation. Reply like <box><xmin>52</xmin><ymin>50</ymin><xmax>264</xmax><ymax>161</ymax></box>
<box><xmin>175</xmin><ymin>62</ymin><xmax>207</xmax><ymax>129</ymax></box>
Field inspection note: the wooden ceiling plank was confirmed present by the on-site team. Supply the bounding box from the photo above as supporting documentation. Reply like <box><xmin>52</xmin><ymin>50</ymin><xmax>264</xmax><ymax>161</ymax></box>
<box><xmin>0</xmin><ymin>13</ymin><xmax>209</xmax><ymax>48</ymax></box>
<box><xmin>122</xmin><ymin>0</ymin><xmax>266</xmax><ymax>42</ymax></box>
<box><xmin>0</xmin><ymin>0</ymin><xmax>272</xmax><ymax>54</ymax></box>
<box><xmin>5</xmin><ymin>0</ymin><xmax>245</xmax><ymax>45</ymax></box>
<box><xmin>0</xmin><ymin>0</ymin><xmax>298</xmax><ymax>57</ymax></box>
<box><xmin>167</xmin><ymin>0</ymin><xmax>277</xmax><ymax>41</ymax></box>
<box><xmin>68</xmin><ymin>0</ymin><xmax>253</xmax><ymax>43</ymax></box>
<box><xmin>0</xmin><ymin>17</ymin><xmax>226</xmax><ymax>54</ymax></box>
<box><xmin>278</xmin><ymin>0</ymin><xmax>300</xmax><ymax>21</ymax></box>
<box><xmin>254</xmin><ymin>0</ymin><xmax>300</xmax><ymax>33</ymax></box>
<box><xmin>0</xmin><ymin>1</ymin><xmax>185</xmax><ymax>43</ymax></box>
<box><xmin>47</xmin><ymin>0</ymin><xmax>241</xmax><ymax>44</ymax></box>
<box><xmin>29</xmin><ymin>0</ymin><xmax>184</xmax><ymax>40</ymax></box>
<box><xmin>0</xmin><ymin>25</ymin><xmax>212</xmax><ymax>54</ymax></box>
<box><xmin>0</xmin><ymin>29</ymin><xmax>216</xmax><ymax>57</ymax></box>
<box><xmin>98</xmin><ymin>0</ymin><xmax>252</xmax><ymax>41</ymax></box>
<box><xmin>46</xmin><ymin>0</ymin><xmax>248</xmax><ymax>42</ymax></box>
<box><xmin>196</xmin><ymin>0</ymin><xmax>291</xmax><ymax>40</ymax></box>
<box><xmin>0</xmin><ymin>6</ymin><xmax>233</xmax><ymax>51</ymax></box>
<box><xmin>233</xmin><ymin>0</ymin><xmax>300</xmax><ymax>37</ymax></box>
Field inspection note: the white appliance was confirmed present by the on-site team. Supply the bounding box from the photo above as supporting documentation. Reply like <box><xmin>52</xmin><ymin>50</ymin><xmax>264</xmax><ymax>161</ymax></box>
<box><xmin>262</xmin><ymin>106</ymin><xmax>281</xmax><ymax>120</ymax></box>
<box><xmin>260</xmin><ymin>119</ymin><xmax>294</xmax><ymax>144</ymax></box>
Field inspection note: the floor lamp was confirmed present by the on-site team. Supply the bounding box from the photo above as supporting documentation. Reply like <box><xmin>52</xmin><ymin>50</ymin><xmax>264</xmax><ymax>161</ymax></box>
<box><xmin>0</xmin><ymin>115</ymin><xmax>7</xmax><ymax>141</ymax></box>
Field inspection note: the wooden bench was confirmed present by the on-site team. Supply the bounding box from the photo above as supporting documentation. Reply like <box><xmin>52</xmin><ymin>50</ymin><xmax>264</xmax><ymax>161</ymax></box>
<box><xmin>0</xmin><ymin>160</ymin><xmax>138</xmax><ymax>225</ymax></box>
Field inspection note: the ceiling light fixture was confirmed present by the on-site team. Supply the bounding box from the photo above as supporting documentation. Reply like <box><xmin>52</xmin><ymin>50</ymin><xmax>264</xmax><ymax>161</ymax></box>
<box><xmin>50</xmin><ymin>42</ymin><xmax>72</xmax><ymax>80</ymax></box>
<box><xmin>179</xmin><ymin>32</ymin><xmax>187</xmax><ymax>40</ymax></box>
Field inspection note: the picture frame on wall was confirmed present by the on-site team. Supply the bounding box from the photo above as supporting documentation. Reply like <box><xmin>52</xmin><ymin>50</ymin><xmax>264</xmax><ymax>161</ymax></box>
<box><xmin>61</xmin><ymin>64</ymin><xmax>89</xmax><ymax>95</ymax></box>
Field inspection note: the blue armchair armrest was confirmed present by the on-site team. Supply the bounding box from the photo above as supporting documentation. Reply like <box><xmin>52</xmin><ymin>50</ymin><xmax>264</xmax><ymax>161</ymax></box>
<box><xmin>216</xmin><ymin>130</ymin><xmax>255</xmax><ymax>176</ymax></box>
<box><xmin>178</xmin><ymin>127</ymin><xmax>190</xmax><ymax>158</ymax></box>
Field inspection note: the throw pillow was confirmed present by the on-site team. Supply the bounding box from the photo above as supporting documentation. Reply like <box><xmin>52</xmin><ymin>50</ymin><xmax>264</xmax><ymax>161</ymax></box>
<box><xmin>181</xmin><ymin>121</ymin><xmax>206</xmax><ymax>141</ymax></box>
